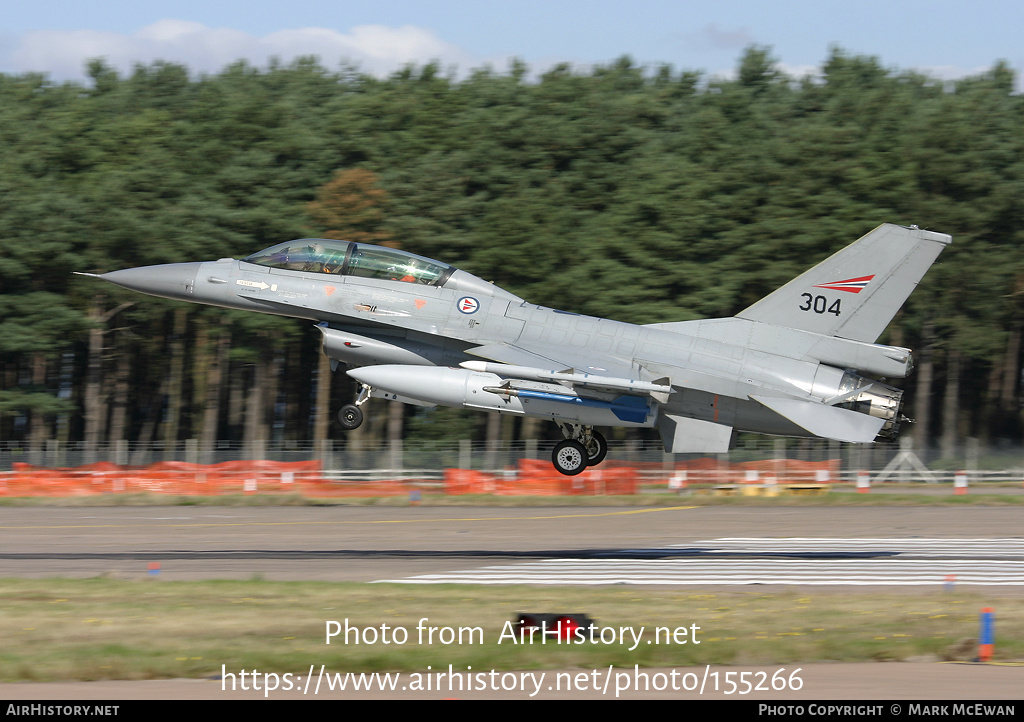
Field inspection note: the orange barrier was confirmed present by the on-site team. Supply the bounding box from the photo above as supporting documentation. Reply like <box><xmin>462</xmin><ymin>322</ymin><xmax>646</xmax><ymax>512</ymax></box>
<box><xmin>653</xmin><ymin>458</ymin><xmax>840</xmax><ymax>485</ymax></box>
<box><xmin>4</xmin><ymin>456</ymin><xmax>837</xmax><ymax>497</ymax></box>
<box><xmin>444</xmin><ymin>459</ymin><xmax>638</xmax><ymax>495</ymax></box>
<box><xmin>6</xmin><ymin>460</ymin><xmax>444</xmax><ymax>498</ymax></box>
<box><xmin>7</xmin><ymin>460</ymin><xmax>325</xmax><ymax>496</ymax></box>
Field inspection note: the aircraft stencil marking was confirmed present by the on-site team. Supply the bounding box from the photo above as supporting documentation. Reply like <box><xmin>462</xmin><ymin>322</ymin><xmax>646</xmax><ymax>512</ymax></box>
<box><xmin>87</xmin><ymin>224</ymin><xmax>950</xmax><ymax>475</ymax></box>
<box><xmin>236</xmin><ymin>279</ymin><xmax>270</xmax><ymax>291</ymax></box>
<box><xmin>813</xmin><ymin>275</ymin><xmax>875</xmax><ymax>293</ymax></box>
<box><xmin>799</xmin><ymin>294</ymin><xmax>842</xmax><ymax>315</ymax></box>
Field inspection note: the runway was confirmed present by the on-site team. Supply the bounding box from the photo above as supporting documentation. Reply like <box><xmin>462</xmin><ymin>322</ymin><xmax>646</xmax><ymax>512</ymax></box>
<box><xmin>380</xmin><ymin>538</ymin><xmax>1024</xmax><ymax>586</ymax></box>
<box><xmin>2</xmin><ymin>505</ymin><xmax>1023</xmax><ymax>590</ymax></box>
<box><xmin>3</xmin><ymin>504</ymin><xmax>1023</xmax><ymax>700</ymax></box>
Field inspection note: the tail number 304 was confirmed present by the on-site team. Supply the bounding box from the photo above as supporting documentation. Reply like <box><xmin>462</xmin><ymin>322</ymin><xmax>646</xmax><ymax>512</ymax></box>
<box><xmin>799</xmin><ymin>293</ymin><xmax>841</xmax><ymax>316</ymax></box>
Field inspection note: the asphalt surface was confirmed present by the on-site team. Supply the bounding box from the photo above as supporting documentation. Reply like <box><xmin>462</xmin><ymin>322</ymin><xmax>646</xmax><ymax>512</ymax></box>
<box><xmin>2</xmin><ymin>504</ymin><xmax>1023</xmax><ymax>583</ymax></box>
<box><xmin>1</xmin><ymin>503</ymin><xmax>1021</xmax><ymax>700</ymax></box>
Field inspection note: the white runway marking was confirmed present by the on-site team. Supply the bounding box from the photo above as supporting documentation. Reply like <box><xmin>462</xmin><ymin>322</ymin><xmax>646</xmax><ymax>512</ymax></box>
<box><xmin>664</xmin><ymin>538</ymin><xmax>1024</xmax><ymax>556</ymax></box>
<box><xmin>376</xmin><ymin>537</ymin><xmax>1024</xmax><ymax>586</ymax></box>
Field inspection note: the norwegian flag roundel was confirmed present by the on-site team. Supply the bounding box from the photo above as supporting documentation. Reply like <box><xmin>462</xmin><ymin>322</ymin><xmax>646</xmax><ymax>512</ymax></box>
<box><xmin>457</xmin><ymin>296</ymin><xmax>480</xmax><ymax>314</ymax></box>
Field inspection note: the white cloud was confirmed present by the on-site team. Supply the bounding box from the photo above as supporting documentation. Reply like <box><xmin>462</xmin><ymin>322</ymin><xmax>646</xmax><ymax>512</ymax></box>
<box><xmin>778</xmin><ymin>63</ymin><xmax>821</xmax><ymax>80</ymax></box>
<box><xmin>909</xmin><ymin>64</ymin><xmax>995</xmax><ymax>83</ymax></box>
<box><xmin>6</xmin><ymin>20</ymin><xmax>476</xmax><ymax>80</ymax></box>
<box><xmin>700</xmin><ymin>24</ymin><xmax>755</xmax><ymax>51</ymax></box>
<box><xmin>672</xmin><ymin>24</ymin><xmax>755</xmax><ymax>53</ymax></box>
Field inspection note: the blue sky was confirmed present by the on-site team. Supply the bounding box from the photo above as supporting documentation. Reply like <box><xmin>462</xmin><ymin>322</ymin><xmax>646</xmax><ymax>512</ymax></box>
<box><xmin>2</xmin><ymin>1</ymin><xmax>1021</xmax><ymax>88</ymax></box>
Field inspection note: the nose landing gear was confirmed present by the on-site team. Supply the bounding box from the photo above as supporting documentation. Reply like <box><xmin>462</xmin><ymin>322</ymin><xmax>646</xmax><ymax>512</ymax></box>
<box><xmin>338</xmin><ymin>384</ymin><xmax>372</xmax><ymax>430</ymax></box>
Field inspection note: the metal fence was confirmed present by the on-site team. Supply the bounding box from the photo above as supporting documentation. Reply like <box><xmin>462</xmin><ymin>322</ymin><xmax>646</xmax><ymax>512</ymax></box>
<box><xmin>2</xmin><ymin>437</ymin><xmax>1021</xmax><ymax>484</ymax></box>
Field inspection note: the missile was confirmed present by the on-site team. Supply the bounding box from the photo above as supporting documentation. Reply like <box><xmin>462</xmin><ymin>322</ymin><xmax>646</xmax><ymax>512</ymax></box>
<box><xmin>458</xmin><ymin>360</ymin><xmax>673</xmax><ymax>395</ymax></box>
<box><xmin>347</xmin><ymin>364</ymin><xmax>656</xmax><ymax>427</ymax></box>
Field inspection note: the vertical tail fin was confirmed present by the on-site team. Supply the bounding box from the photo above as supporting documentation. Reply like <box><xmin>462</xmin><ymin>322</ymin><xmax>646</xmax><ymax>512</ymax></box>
<box><xmin>736</xmin><ymin>224</ymin><xmax>951</xmax><ymax>343</ymax></box>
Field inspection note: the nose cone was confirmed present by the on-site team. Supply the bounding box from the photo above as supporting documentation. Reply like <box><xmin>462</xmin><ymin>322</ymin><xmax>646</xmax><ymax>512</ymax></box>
<box><xmin>100</xmin><ymin>263</ymin><xmax>202</xmax><ymax>302</ymax></box>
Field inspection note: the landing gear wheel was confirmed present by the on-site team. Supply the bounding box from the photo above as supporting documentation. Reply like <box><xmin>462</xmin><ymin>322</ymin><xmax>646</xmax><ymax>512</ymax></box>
<box><xmin>338</xmin><ymin>404</ymin><xmax>364</xmax><ymax>430</ymax></box>
<box><xmin>552</xmin><ymin>439</ymin><xmax>588</xmax><ymax>476</ymax></box>
<box><xmin>583</xmin><ymin>430</ymin><xmax>608</xmax><ymax>466</ymax></box>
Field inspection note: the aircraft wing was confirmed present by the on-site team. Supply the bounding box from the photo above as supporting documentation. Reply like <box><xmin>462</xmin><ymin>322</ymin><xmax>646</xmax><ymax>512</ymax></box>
<box><xmin>466</xmin><ymin>341</ymin><xmax>634</xmax><ymax>377</ymax></box>
<box><xmin>466</xmin><ymin>340</ymin><xmax>810</xmax><ymax>402</ymax></box>
<box><xmin>463</xmin><ymin>341</ymin><xmax>883</xmax><ymax>444</ymax></box>
<box><xmin>465</xmin><ymin>342</ymin><xmax>574</xmax><ymax>371</ymax></box>
<box><xmin>465</xmin><ymin>343</ymin><xmax>747</xmax><ymax>453</ymax></box>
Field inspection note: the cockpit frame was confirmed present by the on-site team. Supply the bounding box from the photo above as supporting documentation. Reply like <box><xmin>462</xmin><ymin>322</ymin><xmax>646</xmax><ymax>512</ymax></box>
<box><xmin>242</xmin><ymin>239</ymin><xmax>455</xmax><ymax>287</ymax></box>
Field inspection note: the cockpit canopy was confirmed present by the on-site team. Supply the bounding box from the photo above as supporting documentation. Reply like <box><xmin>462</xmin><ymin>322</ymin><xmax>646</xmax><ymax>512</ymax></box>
<box><xmin>242</xmin><ymin>239</ymin><xmax>454</xmax><ymax>287</ymax></box>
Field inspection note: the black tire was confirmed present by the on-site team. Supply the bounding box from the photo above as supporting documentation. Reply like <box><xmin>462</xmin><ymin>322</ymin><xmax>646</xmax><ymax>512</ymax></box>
<box><xmin>552</xmin><ymin>439</ymin><xmax>588</xmax><ymax>476</ymax></box>
<box><xmin>584</xmin><ymin>430</ymin><xmax>608</xmax><ymax>466</ymax></box>
<box><xmin>338</xmin><ymin>404</ymin><xmax>364</xmax><ymax>430</ymax></box>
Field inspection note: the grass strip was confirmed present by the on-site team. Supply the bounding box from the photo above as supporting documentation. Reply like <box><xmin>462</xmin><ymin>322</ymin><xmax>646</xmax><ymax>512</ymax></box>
<box><xmin>1</xmin><ymin>578</ymin><xmax>1020</xmax><ymax>681</ymax></box>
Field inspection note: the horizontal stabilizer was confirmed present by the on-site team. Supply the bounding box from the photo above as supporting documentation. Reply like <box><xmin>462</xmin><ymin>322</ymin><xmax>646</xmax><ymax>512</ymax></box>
<box><xmin>750</xmin><ymin>396</ymin><xmax>885</xmax><ymax>443</ymax></box>
<box><xmin>656</xmin><ymin>414</ymin><xmax>734</xmax><ymax>454</ymax></box>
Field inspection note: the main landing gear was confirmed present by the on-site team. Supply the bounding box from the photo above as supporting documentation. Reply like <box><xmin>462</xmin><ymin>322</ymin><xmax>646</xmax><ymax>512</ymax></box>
<box><xmin>552</xmin><ymin>424</ymin><xmax>607</xmax><ymax>476</ymax></box>
<box><xmin>338</xmin><ymin>384</ymin><xmax>371</xmax><ymax>430</ymax></box>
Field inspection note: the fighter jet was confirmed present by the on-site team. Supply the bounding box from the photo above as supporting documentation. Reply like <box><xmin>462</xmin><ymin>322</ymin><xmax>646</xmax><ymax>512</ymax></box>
<box><xmin>85</xmin><ymin>223</ymin><xmax>950</xmax><ymax>475</ymax></box>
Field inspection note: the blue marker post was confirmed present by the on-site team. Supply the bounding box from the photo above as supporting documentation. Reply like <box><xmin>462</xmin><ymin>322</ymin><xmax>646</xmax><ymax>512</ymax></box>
<box><xmin>978</xmin><ymin>607</ymin><xmax>994</xmax><ymax>662</ymax></box>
